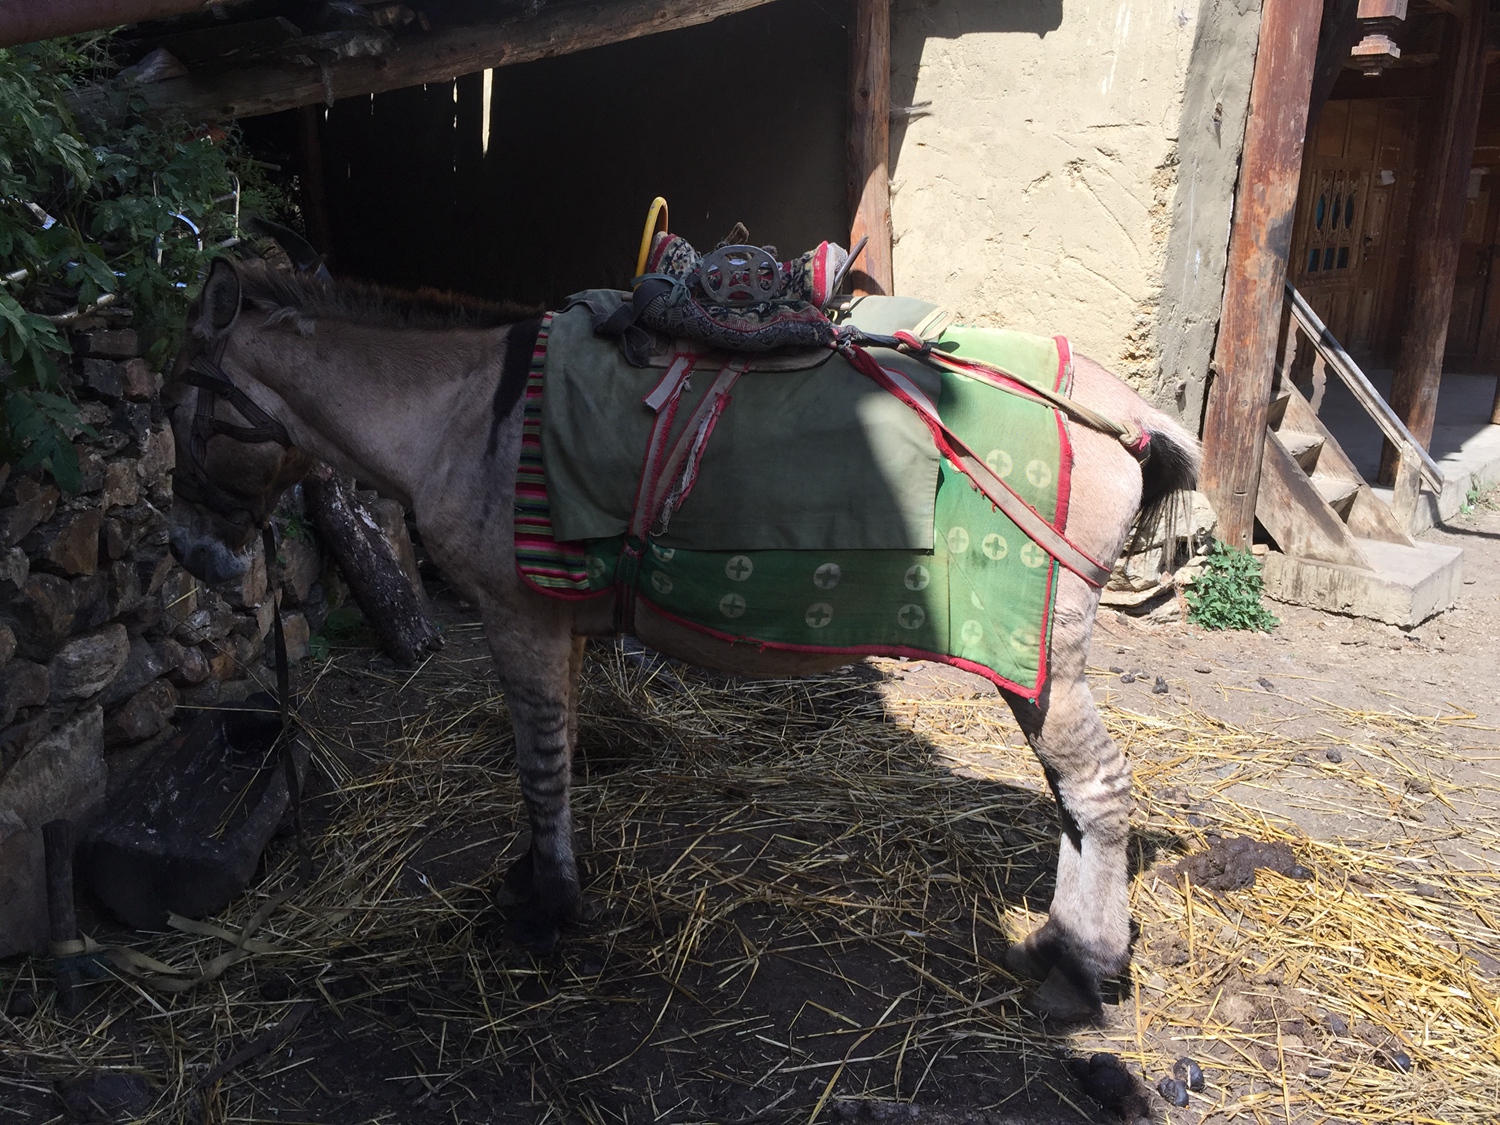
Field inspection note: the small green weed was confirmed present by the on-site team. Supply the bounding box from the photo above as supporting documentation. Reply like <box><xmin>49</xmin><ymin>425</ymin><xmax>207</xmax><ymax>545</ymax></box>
<box><xmin>1460</xmin><ymin>483</ymin><xmax>1497</xmax><ymax>515</ymax></box>
<box><xmin>1184</xmin><ymin>542</ymin><xmax>1279</xmax><ymax>632</ymax></box>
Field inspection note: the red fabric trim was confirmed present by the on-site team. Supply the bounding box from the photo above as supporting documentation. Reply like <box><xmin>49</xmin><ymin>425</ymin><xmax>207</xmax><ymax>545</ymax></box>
<box><xmin>1052</xmin><ymin>334</ymin><xmax>1072</xmax><ymax>392</ymax></box>
<box><xmin>810</xmin><ymin>241</ymin><xmax>834</xmax><ymax>304</ymax></box>
<box><xmin>641</xmin><ymin>599</ymin><xmax>1046</xmax><ymax>700</ymax></box>
<box><xmin>516</xmin><ymin>566</ymin><xmax>612</xmax><ymax>602</ymax></box>
<box><xmin>1050</xmin><ymin>336</ymin><xmax>1074</xmax><ymax>530</ymax></box>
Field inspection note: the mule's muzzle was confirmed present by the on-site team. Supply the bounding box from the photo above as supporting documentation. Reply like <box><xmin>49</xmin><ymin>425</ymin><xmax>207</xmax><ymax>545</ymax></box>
<box><xmin>168</xmin><ymin>498</ymin><xmax>255</xmax><ymax>585</ymax></box>
<box><xmin>169</xmin><ymin>524</ymin><xmax>252</xmax><ymax>585</ymax></box>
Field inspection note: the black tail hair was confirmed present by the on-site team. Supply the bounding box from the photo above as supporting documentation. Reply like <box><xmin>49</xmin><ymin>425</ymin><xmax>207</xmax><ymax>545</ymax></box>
<box><xmin>1127</xmin><ymin>423</ymin><xmax>1203</xmax><ymax>574</ymax></box>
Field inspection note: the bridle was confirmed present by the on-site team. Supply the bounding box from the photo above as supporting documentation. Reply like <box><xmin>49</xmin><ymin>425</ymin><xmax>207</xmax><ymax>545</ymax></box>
<box><xmin>168</xmin><ymin>331</ymin><xmax>310</xmax><ymax>883</ymax></box>
<box><xmin>171</xmin><ymin>335</ymin><xmax>294</xmax><ymax>523</ymax></box>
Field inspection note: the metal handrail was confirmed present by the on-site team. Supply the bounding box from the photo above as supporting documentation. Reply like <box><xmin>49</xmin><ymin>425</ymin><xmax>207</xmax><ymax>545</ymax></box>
<box><xmin>1283</xmin><ymin>282</ymin><xmax>1444</xmax><ymax>492</ymax></box>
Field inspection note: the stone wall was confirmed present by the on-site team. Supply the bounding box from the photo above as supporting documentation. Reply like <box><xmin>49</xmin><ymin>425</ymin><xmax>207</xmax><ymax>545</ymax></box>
<box><xmin>889</xmin><ymin>0</ymin><xmax>1262</xmax><ymax>421</ymax></box>
<box><xmin>0</xmin><ymin>310</ymin><xmax>325</xmax><ymax>957</ymax></box>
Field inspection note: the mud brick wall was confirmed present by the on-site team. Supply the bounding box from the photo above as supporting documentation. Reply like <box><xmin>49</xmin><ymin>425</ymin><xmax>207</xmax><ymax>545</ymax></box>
<box><xmin>0</xmin><ymin>310</ymin><xmax>326</xmax><ymax>957</ymax></box>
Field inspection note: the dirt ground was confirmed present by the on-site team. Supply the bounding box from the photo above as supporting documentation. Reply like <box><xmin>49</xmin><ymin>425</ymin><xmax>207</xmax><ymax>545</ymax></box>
<box><xmin>3</xmin><ymin>494</ymin><xmax>1498</xmax><ymax>1125</ymax></box>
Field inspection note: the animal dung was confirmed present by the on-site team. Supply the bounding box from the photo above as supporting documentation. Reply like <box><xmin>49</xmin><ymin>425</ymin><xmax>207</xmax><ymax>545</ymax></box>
<box><xmin>1156</xmin><ymin>1076</ymin><xmax>1189</xmax><ymax>1107</ymax></box>
<box><xmin>1170</xmin><ymin>834</ymin><xmax>1306</xmax><ymax>892</ymax></box>
<box><xmin>1172</xmin><ymin>1057</ymin><xmax>1204</xmax><ymax>1092</ymax></box>
<box><xmin>1151</xmin><ymin>676</ymin><xmax>1170</xmax><ymax>694</ymax></box>
<box><xmin>1385</xmin><ymin>1049</ymin><xmax>1414</xmax><ymax>1073</ymax></box>
<box><xmin>1073</xmin><ymin>1052</ymin><xmax>1147</xmax><ymax>1116</ymax></box>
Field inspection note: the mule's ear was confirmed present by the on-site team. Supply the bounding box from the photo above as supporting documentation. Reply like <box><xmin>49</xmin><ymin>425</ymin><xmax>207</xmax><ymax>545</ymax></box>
<box><xmin>199</xmin><ymin>258</ymin><xmax>242</xmax><ymax>336</ymax></box>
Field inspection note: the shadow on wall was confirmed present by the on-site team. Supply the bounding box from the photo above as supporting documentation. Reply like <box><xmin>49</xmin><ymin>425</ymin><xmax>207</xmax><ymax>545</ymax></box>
<box><xmin>889</xmin><ymin>0</ymin><xmax>1064</xmax><ymax>180</ymax></box>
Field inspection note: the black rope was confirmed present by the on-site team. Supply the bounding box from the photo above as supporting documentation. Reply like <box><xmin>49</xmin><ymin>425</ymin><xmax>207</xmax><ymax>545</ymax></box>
<box><xmin>264</xmin><ymin>524</ymin><xmax>311</xmax><ymax>885</ymax></box>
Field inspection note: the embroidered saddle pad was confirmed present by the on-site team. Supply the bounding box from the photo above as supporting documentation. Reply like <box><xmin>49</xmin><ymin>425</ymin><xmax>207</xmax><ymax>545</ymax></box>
<box><xmin>515</xmin><ymin>296</ymin><xmax>1077</xmax><ymax>698</ymax></box>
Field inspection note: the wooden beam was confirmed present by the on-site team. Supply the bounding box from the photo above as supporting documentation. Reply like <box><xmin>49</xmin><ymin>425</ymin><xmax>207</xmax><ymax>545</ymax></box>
<box><xmin>1379</xmin><ymin>4</ymin><xmax>1488</xmax><ymax>481</ymax></box>
<box><xmin>1201</xmin><ymin>0</ymin><xmax>1323</xmax><ymax>550</ymax></box>
<box><xmin>1307</xmin><ymin>0</ymin><xmax>1363</xmax><ymax>137</ymax></box>
<box><xmin>70</xmin><ymin>0</ymin><xmax>780</xmax><ymax>125</ymax></box>
<box><xmin>0</xmin><ymin>0</ymin><xmax>234</xmax><ymax>50</ymax></box>
<box><xmin>847</xmin><ymin>0</ymin><xmax>893</xmax><ymax>297</ymax></box>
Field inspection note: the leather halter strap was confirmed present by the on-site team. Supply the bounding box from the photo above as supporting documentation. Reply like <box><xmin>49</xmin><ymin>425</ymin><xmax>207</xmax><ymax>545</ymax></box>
<box><xmin>171</xmin><ymin>338</ymin><xmax>294</xmax><ymax>520</ymax></box>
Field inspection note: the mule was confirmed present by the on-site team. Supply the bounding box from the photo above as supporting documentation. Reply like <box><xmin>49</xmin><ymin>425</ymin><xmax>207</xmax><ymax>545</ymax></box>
<box><xmin>166</xmin><ymin>257</ymin><xmax>1200</xmax><ymax>1021</ymax></box>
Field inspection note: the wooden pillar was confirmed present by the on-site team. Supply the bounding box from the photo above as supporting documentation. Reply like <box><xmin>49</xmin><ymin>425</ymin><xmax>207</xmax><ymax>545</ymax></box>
<box><xmin>1379</xmin><ymin>6</ymin><xmax>1488</xmax><ymax>482</ymax></box>
<box><xmin>1200</xmin><ymin>0</ymin><xmax>1324</xmax><ymax>550</ymax></box>
<box><xmin>297</xmin><ymin>106</ymin><xmax>332</xmax><ymax>256</ymax></box>
<box><xmin>847</xmin><ymin>0</ymin><xmax>892</xmax><ymax>297</ymax></box>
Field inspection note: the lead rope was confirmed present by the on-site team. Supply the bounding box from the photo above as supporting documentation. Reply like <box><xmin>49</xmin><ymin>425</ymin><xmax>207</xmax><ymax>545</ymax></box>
<box><xmin>262</xmin><ymin>524</ymin><xmax>311</xmax><ymax>885</ymax></box>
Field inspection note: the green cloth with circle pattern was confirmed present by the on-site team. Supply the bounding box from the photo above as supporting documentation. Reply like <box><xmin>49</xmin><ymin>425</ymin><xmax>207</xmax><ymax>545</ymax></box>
<box><xmin>567</xmin><ymin>313</ymin><xmax>1071</xmax><ymax>697</ymax></box>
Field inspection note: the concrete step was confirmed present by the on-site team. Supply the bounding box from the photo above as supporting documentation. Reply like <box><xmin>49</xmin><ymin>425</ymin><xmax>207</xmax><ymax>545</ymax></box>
<box><xmin>1261</xmin><ymin>536</ymin><xmax>1464</xmax><ymax>626</ymax></box>
<box><xmin>1278</xmin><ymin>429</ymin><xmax>1324</xmax><ymax>470</ymax></box>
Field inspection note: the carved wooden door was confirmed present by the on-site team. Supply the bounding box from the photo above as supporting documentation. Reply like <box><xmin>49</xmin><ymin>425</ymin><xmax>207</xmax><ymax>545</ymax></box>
<box><xmin>1290</xmin><ymin>98</ymin><xmax>1419</xmax><ymax>361</ymax></box>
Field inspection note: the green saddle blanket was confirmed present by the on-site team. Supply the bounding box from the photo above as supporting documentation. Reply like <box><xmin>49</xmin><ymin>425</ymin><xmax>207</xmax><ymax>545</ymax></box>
<box><xmin>516</xmin><ymin>296</ymin><xmax>1076</xmax><ymax>697</ymax></box>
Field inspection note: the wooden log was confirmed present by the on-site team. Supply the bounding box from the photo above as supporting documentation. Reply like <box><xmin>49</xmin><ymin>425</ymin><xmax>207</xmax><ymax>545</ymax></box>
<box><xmin>847</xmin><ymin>0</ymin><xmax>893</xmax><ymax>297</ymax></box>
<box><xmin>1200</xmin><ymin>0</ymin><xmax>1323</xmax><ymax>550</ymax></box>
<box><xmin>0</xmin><ymin>0</ymin><xmax>229</xmax><ymax>50</ymax></box>
<box><xmin>69</xmin><ymin>0</ymin><xmax>780</xmax><ymax>126</ymax></box>
<box><xmin>1380</xmin><ymin>6</ymin><xmax>1488</xmax><ymax>482</ymax></box>
<box><xmin>42</xmin><ymin>819</ymin><xmax>82</xmax><ymax>1016</ymax></box>
<box><xmin>302</xmin><ymin>466</ymin><xmax>441</xmax><ymax>667</ymax></box>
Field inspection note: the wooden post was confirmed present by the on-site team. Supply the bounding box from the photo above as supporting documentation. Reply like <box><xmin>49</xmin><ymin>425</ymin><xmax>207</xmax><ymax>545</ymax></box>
<box><xmin>42</xmin><ymin>820</ymin><xmax>82</xmax><ymax>1016</ymax></box>
<box><xmin>1200</xmin><ymin>0</ymin><xmax>1324</xmax><ymax>550</ymax></box>
<box><xmin>1379</xmin><ymin>6</ymin><xmax>1488</xmax><ymax>482</ymax></box>
<box><xmin>297</xmin><ymin>106</ymin><xmax>332</xmax><ymax>256</ymax></box>
<box><xmin>848</xmin><ymin>0</ymin><xmax>893</xmax><ymax>297</ymax></box>
<box><xmin>1391</xmin><ymin>445</ymin><xmax>1422</xmax><ymax>532</ymax></box>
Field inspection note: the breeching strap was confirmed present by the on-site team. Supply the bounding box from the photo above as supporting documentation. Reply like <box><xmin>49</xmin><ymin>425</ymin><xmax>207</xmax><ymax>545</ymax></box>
<box><xmin>858</xmin><ymin>329</ymin><xmax>1151</xmax><ymax>460</ymax></box>
<box><xmin>840</xmin><ymin>343</ymin><xmax>1113</xmax><ymax>589</ymax></box>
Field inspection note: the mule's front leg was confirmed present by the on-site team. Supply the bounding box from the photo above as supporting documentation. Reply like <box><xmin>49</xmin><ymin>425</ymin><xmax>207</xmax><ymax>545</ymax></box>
<box><xmin>487</xmin><ymin>609</ymin><xmax>587</xmax><ymax>954</ymax></box>
<box><xmin>1003</xmin><ymin>672</ymin><xmax>1133</xmax><ymax>1022</ymax></box>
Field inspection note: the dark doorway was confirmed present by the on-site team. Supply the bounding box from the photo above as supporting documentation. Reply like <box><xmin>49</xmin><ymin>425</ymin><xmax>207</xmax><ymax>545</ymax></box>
<box><xmin>303</xmin><ymin>0</ymin><xmax>852</xmax><ymax>308</ymax></box>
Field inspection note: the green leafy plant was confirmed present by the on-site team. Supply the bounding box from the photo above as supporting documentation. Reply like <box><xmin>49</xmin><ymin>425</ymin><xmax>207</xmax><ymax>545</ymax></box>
<box><xmin>1459</xmin><ymin>484</ymin><xmax>1497</xmax><ymax>515</ymax></box>
<box><xmin>1</xmin><ymin>36</ymin><xmax>288</xmax><ymax>490</ymax></box>
<box><xmin>1184</xmin><ymin>542</ymin><xmax>1279</xmax><ymax>632</ymax></box>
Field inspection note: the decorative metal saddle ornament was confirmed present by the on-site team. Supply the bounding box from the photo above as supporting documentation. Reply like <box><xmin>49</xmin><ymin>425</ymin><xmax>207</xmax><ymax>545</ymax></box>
<box><xmin>585</xmin><ymin>206</ymin><xmax>853</xmax><ymax>364</ymax></box>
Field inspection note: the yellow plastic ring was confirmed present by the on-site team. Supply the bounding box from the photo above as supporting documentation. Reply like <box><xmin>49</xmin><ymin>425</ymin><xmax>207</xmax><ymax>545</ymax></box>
<box><xmin>635</xmin><ymin>197</ymin><xmax>669</xmax><ymax>280</ymax></box>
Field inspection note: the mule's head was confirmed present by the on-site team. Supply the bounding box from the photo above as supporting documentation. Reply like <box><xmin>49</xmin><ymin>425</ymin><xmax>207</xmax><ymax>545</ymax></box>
<box><xmin>166</xmin><ymin>258</ymin><xmax>314</xmax><ymax>583</ymax></box>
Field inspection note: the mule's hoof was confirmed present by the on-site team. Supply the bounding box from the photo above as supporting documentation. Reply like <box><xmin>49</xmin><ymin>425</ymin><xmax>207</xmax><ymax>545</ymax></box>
<box><xmin>1004</xmin><ymin>940</ymin><xmax>1051</xmax><ymax>982</ymax></box>
<box><xmin>1026</xmin><ymin>965</ymin><xmax>1104</xmax><ymax>1024</ymax></box>
<box><xmin>509</xmin><ymin>912</ymin><xmax>561</xmax><ymax>956</ymax></box>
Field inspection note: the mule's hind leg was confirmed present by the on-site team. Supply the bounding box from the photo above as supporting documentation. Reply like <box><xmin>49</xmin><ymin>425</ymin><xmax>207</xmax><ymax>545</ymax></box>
<box><xmin>485</xmin><ymin>602</ymin><xmax>587</xmax><ymax>954</ymax></box>
<box><xmin>1001</xmin><ymin>603</ymin><xmax>1132</xmax><ymax>1020</ymax></box>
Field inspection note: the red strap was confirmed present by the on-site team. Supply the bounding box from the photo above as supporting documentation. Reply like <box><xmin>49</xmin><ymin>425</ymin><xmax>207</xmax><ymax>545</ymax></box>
<box><xmin>842</xmin><ymin>344</ymin><xmax>1112</xmax><ymax>589</ymax></box>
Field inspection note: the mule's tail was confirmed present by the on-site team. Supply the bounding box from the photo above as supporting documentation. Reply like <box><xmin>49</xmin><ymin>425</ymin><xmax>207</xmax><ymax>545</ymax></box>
<box><xmin>1126</xmin><ymin>408</ymin><xmax>1203</xmax><ymax>570</ymax></box>
<box><xmin>1139</xmin><ymin>410</ymin><xmax>1202</xmax><ymax>512</ymax></box>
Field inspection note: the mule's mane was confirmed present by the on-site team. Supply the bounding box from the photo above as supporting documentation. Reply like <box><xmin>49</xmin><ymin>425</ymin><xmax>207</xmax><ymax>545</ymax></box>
<box><xmin>237</xmin><ymin>263</ymin><xmax>540</xmax><ymax>331</ymax></box>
